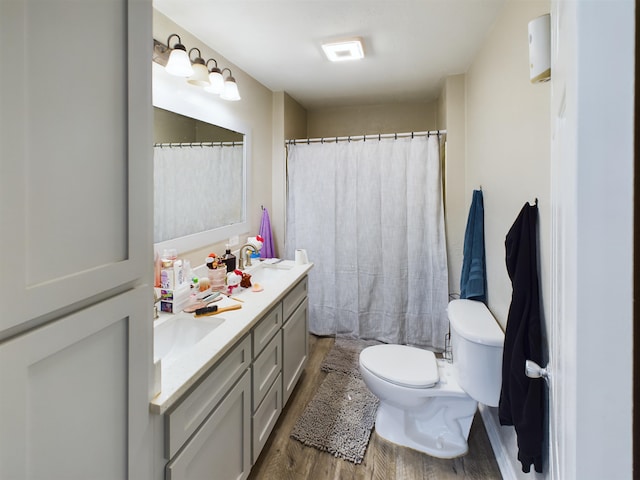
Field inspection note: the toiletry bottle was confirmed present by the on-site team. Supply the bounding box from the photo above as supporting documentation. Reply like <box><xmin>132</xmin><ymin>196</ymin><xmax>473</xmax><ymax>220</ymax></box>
<box><xmin>222</xmin><ymin>244</ymin><xmax>236</xmax><ymax>272</ymax></box>
<box><xmin>154</xmin><ymin>252</ymin><xmax>161</xmax><ymax>288</ymax></box>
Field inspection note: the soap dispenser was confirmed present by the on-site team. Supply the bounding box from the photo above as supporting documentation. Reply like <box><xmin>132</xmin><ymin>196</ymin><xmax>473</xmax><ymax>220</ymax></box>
<box><xmin>222</xmin><ymin>245</ymin><xmax>236</xmax><ymax>272</ymax></box>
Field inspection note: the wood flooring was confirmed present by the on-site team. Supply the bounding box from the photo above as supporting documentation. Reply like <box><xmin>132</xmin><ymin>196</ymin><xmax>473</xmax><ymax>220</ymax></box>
<box><xmin>248</xmin><ymin>335</ymin><xmax>503</xmax><ymax>480</ymax></box>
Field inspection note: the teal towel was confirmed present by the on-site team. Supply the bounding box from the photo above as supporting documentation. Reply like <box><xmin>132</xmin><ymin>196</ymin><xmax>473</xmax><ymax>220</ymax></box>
<box><xmin>460</xmin><ymin>190</ymin><xmax>486</xmax><ymax>303</ymax></box>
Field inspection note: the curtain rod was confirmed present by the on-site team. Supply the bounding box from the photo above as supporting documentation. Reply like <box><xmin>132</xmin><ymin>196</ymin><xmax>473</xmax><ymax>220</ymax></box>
<box><xmin>153</xmin><ymin>141</ymin><xmax>244</xmax><ymax>148</ymax></box>
<box><xmin>286</xmin><ymin>129</ymin><xmax>446</xmax><ymax>145</ymax></box>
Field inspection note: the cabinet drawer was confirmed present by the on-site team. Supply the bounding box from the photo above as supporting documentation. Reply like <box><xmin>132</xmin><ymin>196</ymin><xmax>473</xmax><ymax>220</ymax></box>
<box><xmin>283</xmin><ymin>276</ymin><xmax>307</xmax><ymax>320</ymax></box>
<box><xmin>252</xmin><ymin>303</ymin><xmax>282</xmax><ymax>359</ymax></box>
<box><xmin>166</xmin><ymin>370</ymin><xmax>251</xmax><ymax>480</ymax></box>
<box><xmin>165</xmin><ymin>335</ymin><xmax>251</xmax><ymax>459</ymax></box>
<box><xmin>252</xmin><ymin>373</ymin><xmax>282</xmax><ymax>464</ymax></box>
<box><xmin>252</xmin><ymin>332</ymin><xmax>282</xmax><ymax>411</ymax></box>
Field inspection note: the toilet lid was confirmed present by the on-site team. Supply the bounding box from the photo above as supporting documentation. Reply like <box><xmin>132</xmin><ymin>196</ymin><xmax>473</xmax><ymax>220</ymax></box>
<box><xmin>360</xmin><ymin>344</ymin><xmax>439</xmax><ymax>388</ymax></box>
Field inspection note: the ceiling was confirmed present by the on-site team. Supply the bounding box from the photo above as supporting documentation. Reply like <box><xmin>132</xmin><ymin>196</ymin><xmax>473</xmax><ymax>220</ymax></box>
<box><xmin>153</xmin><ymin>0</ymin><xmax>506</xmax><ymax>110</ymax></box>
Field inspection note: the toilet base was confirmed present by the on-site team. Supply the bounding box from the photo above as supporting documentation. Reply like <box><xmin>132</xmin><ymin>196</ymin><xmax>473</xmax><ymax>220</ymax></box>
<box><xmin>374</xmin><ymin>396</ymin><xmax>478</xmax><ymax>458</ymax></box>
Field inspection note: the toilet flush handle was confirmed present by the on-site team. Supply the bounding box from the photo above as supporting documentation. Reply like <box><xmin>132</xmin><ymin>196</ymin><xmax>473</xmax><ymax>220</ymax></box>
<box><xmin>525</xmin><ymin>360</ymin><xmax>550</xmax><ymax>383</ymax></box>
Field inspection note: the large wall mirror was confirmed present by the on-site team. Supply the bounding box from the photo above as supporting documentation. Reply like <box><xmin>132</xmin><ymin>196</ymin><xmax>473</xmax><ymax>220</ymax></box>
<box><xmin>153</xmin><ymin>62</ymin><xmax>251</xmax><ymax>254</ymax></box>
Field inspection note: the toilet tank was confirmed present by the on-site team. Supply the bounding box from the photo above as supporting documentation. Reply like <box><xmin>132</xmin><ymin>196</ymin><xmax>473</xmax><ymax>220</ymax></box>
<box><xmin>448</xmin><ymin>299</ymin><xmax>504</xmax><ymax>407</ymax></box>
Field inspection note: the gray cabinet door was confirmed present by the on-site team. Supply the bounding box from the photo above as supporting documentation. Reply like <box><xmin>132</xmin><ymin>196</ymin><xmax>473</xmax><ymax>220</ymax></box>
<box><xmin>166</xmin><ymin>370</ymin><xmax>252</xmax><ymax>480</ymax></box>
<box><xmin>282</xmin><ymin>298</ymin><xmax>309</xmax><ymax>405</ymax></box>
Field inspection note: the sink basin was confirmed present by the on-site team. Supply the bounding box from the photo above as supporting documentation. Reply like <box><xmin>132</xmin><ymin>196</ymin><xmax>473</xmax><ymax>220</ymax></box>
<box><xmin>236</xmin><ymin>262</ymin><xmax>295</xmax><ymax>293</ymax></box>
<box><xmin>154</xmin><ymin>315</ymin><xmax>225</xmax><ymax>365</ymax></box>
<box><xmin>249</xmin><ymin>261</ymin><xmax>294</xmax><ymax>278</ymax></box>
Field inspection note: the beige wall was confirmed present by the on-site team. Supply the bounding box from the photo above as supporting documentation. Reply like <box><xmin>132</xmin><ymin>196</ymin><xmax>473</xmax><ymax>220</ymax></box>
<box><xmin>458</xmin><ymin>1</ymin><xmax>550</xmax><ymax>477</ymax></box>
<box><xmin>153</xmin><ymin>11</ymin><xmax>274</xmax><ymax>268</ymax></box>
<box><xmin>284</xmin><ymin>94</ymin><xmax>308</xmax><ymax>140</ymax></box>
<box><xmin>307</xmin><ymin>102</ymin><xmax>438</xmax><ymax>138</ymax></box>
<box><xmin>154</xmin><ymin>107</ymin><xmax>195</xmax><ymax>143</ymax></box>
<box><xmin>439</xmin><ymin>75</ymin><xmax>466</xmax><ymax>295</ymax></box>
<box><xmin>464</xmin><ymin>0</ymin><xmax>550</xmax><ymax>330</ymax></box>
<box><xmin>270</xmin><ymin>92</ymin><xmax>308</xmax><ymax>257</ymax></box>
<box><xmin>153</xmin><ymin>107</ymin><xmax>243</xmax><ymax>143</ymax></box>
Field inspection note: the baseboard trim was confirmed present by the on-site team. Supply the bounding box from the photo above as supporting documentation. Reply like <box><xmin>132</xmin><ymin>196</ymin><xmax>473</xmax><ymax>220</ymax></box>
<box><xmin>479</xmin><ymin>404</ymin><xmax>518</xmax><ymax>480</ymax></box>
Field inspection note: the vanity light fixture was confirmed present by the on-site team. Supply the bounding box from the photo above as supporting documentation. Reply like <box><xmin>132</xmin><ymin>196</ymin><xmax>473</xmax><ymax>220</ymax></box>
<box><xmin>220</xmin><ymin>68</ymin><xmax>241</xmax><ymax>101</ymax></box>
<box><xmin>321</xmin><ymin>38</ymin><xmax>365</xmax><ymax>62</ymax></box>
<box><xmin>187</xmin><ymin>48</ymin><xmax>210</xmax><ymax>86</ymax></box>
<box><xmin>152</xmin><ymin>35</ymin><xmax>241</xmax><ymax>101</ymax></box>
<box><xmin>164</xmin><ymin>34</ymin><xmax>194</xmax><ymax>77</ymax></box>
<box><xmin>205</xmin><ymin>59</ymin><xmax>225</xmax><ymax>94</ymax></box>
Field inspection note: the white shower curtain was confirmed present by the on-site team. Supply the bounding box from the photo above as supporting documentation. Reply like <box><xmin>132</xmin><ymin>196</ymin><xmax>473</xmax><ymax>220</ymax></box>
<box><xmin>286</xmin><ymin>134</ymin><xmax>449</xmax><ymax>350</ymax></box>
<box><xmin>154</xmin><ymin>144</ymin><xmax>244</xmax><ymax>243</ymax></box>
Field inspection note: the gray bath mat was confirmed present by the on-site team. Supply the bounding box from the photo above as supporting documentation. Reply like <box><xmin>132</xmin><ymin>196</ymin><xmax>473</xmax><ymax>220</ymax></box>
<box><xmin>320</xmin><ymin>337</ymin><xmax>383</xmax><ymax>378</ymax></box>
<box><xmin>290</xmin><ymin>371</ymin><xmax>379</xmax><ymax>464</ymax></box>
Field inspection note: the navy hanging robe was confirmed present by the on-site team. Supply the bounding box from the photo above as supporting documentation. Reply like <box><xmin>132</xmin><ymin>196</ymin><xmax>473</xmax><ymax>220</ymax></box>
<box><xmin>498</xmin><ymin>202</ymin><xmax>544</xmax><ymax>474</ymax></box>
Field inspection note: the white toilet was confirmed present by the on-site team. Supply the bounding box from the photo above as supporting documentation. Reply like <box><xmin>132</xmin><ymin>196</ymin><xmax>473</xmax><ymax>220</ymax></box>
<box><xmin>358</xmin><ymin>299</ymin><xmax>504</xmax><ymax>458</ymax></box>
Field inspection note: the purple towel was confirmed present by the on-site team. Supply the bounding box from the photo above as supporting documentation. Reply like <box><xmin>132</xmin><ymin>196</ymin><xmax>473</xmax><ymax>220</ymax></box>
<box><xmin>259</xmin><ymin>207</ymin><xmax>275</xmax><ymax>258</ymax></box>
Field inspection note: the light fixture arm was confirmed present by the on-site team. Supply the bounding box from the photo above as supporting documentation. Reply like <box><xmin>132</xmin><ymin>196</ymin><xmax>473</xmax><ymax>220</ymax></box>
<box><xmin>189</xmin><ymin>47</ymin><xmax>205</xmax><ymax>65</ymax></box>
<box><xmin>167</xmin><ymin>33</ymin><xmax>186</xmax><ymax>51</ymax></box>
<box><xmin>206</xmin><ymin>58</ymin><xmax>219</xmax><ymax>70</ymax></box>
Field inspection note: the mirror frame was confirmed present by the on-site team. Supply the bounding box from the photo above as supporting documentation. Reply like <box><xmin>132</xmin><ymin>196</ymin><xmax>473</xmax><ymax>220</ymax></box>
<box><xmin>152</xmin><ymin>62</ymin><xmax>251</xmax><ymax>254</ymax></box>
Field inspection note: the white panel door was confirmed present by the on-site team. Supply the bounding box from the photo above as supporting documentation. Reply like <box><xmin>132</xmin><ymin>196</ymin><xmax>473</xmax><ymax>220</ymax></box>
<box><xmin>0</xmin><ymin>0</ymin><xmax>152</xmax><ymax>334</ymax></box>
<box><xmin>0</xmin><ymin>288</ymin><xmax>152</xmax><ymax>480</ymax></box>
<box><xmin>550</xmin><ymin>1</ymin><xmax>634</xmax><ymax>478</ymax></box>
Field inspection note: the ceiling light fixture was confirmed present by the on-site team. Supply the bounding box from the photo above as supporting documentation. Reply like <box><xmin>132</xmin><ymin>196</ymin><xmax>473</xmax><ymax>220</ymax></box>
<box><xmin>321</xmin><ymin>38</ymin><xmax>365</xmax><ymax>62</ymax></box>
<box><xmin>164</xmin><ymin>34</ymin><xmax>194</xmax><ymax>77</ymax></box>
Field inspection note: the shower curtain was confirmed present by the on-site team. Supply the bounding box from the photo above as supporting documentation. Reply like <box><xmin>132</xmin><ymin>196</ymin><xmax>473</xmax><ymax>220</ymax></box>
<box><xmin>154</xmin><ymin>144</ymin><xmax>244</xmax><ymax>243</ymax></box>
<box><xmin>286</xmin><ymin>134</ymin><xmax>449</xmax><ymax>349</ymax></box>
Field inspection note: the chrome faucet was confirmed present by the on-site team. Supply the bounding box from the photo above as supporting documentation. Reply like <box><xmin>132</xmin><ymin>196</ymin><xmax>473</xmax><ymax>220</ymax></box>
<box><xmin>238</xmin><ymin>243</ymin><xmax>256</xmax><ymax>270</ymax></box>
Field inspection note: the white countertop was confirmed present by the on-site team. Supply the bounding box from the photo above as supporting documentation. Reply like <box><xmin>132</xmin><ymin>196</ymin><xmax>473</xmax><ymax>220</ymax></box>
<box><xmin>150</xmin><ymin>260</ymin><xmax>313</xmax><ymax>415</ymax></box>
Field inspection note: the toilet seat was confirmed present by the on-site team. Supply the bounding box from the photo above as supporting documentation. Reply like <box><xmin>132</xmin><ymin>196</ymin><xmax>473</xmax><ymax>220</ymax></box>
<box><xmin>360</xmin><ymin>344</ymin><xmax>439</xmax><ymax>388</ymax></box>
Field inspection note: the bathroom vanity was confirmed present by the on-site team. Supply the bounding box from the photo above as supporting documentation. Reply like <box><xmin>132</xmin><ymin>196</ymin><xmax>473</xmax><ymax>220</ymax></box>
<box><xmin>151</xmin><ymin>261</ymin><xmax>312</xmax><ymax>480</ymax></box>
